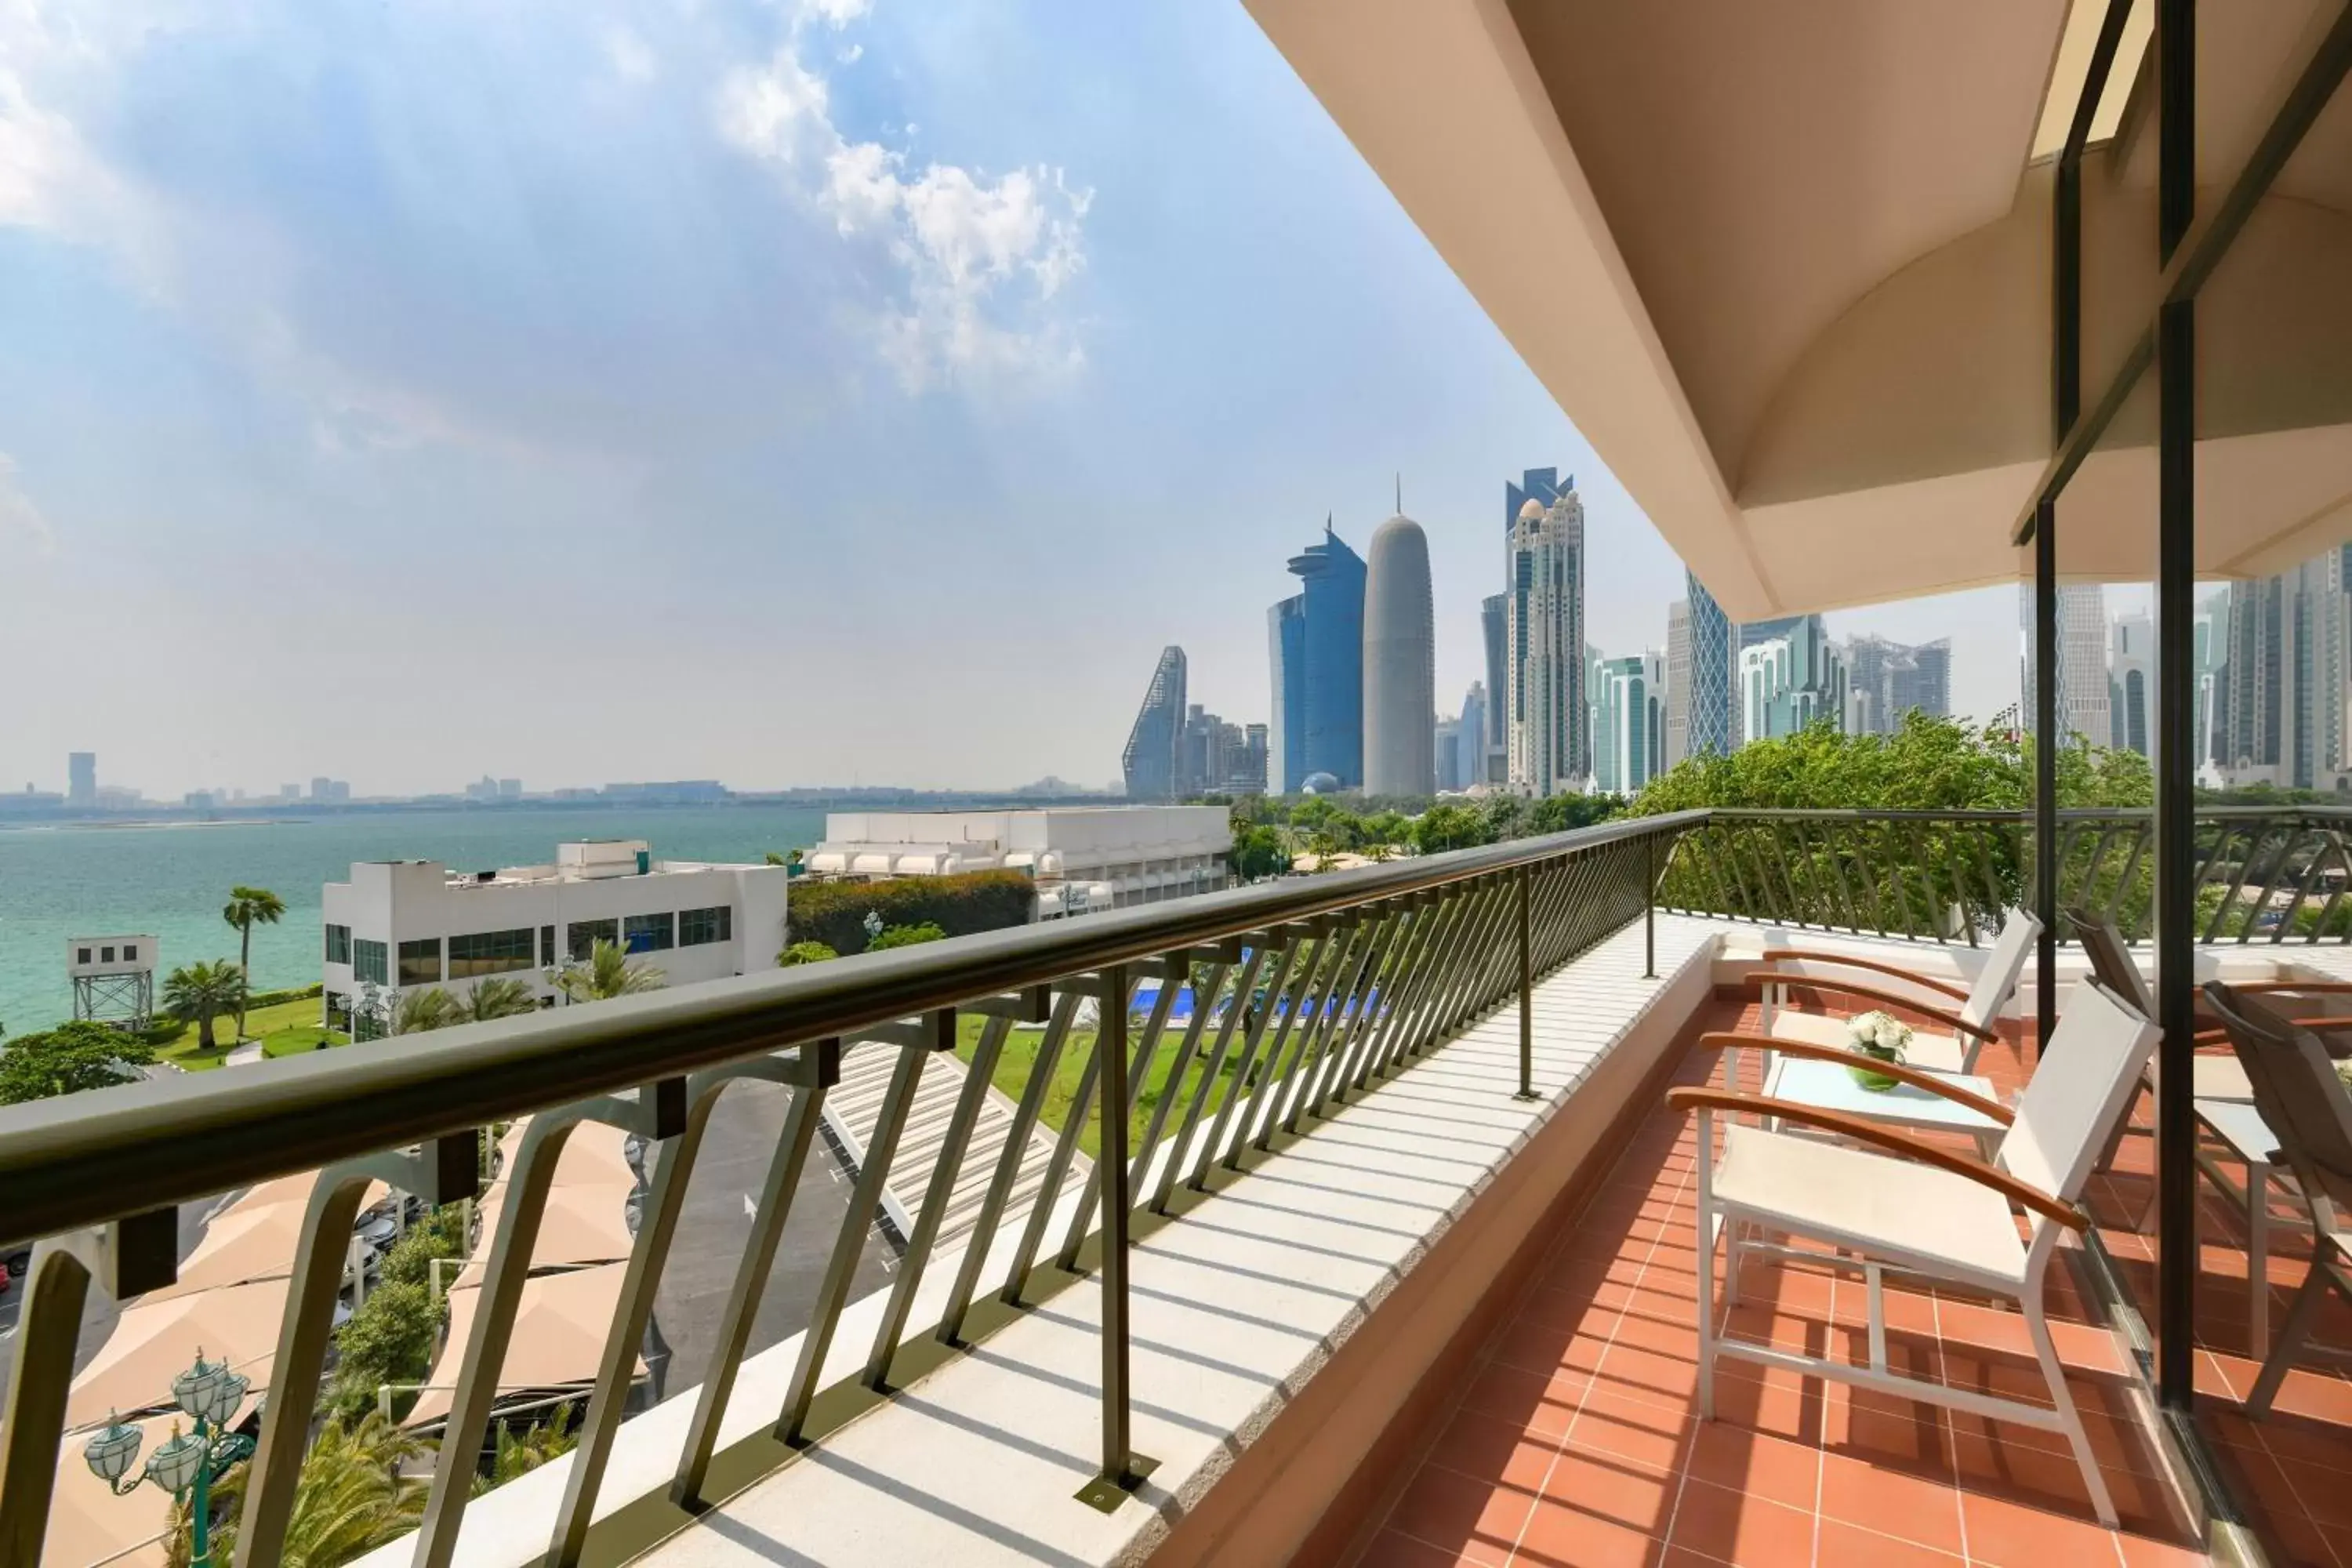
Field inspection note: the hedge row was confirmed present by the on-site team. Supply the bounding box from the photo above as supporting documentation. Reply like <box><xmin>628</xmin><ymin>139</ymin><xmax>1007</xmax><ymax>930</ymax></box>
<box><xmin>787</xmin><ymin>870</ymin><xmax>1036</xmax><ymax>955</ymax></box>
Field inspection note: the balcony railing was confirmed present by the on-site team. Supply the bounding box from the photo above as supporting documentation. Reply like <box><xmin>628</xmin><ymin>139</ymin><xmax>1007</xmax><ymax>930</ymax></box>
<box><xmin>0</xmin><ymin>811</ymin><xmax>1693</xmax><ymax>1568</ymax></box>
<box><xmin>1656</xmin><ymin>805</ymin><xmax>2352</xmax><ymax>946</ymax></box>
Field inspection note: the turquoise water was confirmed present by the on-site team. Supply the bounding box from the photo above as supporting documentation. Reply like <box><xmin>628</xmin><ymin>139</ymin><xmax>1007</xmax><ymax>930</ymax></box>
<box><xmin>0</xmin><ymin>806</ymin><xmax>831</xmax><ymax>1035</ymax></box>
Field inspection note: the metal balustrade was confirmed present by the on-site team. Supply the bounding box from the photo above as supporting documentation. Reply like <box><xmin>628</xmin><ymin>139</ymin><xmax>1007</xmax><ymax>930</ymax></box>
<box><xmin>1656</xmin><ymin>807</ymin><xmax>2352</xmax><ymax>946</ymax></box>
<box><xmin>0</xmin><ymin>811</ymin><xmax>1693</xmax><ymax>1568</ymax></box>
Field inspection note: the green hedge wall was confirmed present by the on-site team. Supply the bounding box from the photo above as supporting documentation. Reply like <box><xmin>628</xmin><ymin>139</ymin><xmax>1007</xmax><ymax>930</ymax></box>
<box><xmin>787</xmin><ymin>870</ymin><xmax>1037</xmax><ymax>955</ymax></box>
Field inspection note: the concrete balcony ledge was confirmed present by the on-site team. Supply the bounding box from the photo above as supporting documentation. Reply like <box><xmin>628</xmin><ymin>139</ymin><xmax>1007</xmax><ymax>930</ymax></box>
<box><xmin>372</xmin><ymin>916</ymin><xmax>1724</xmax><ymax>1568</ymax></box>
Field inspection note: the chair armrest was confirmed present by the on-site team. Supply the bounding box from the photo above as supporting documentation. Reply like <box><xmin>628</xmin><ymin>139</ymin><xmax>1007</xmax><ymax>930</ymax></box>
<box><xmin>1697</xmin><ymin>1032</ymin><xmax>2013</xmax><ymax>1124</ymax></box>
<box><xmin>1740</xmin><ymin>977</ymin><xmax>2002</xmax><ymax>1044</ymax></box>
<box><xmin>2237</xmin><ymin>982</ymin><xmax>2352</xmax><ymax>997</ymax></box>
<box><xmin>1749</xmin><ymin>949</ymin><xmax>1971</xmax><ymax>1004</ymax></box>
<box><xmin>1664</xmin><ymin>1087</ymin><xmax>2082</xmax><ymax>1231</ymax></box>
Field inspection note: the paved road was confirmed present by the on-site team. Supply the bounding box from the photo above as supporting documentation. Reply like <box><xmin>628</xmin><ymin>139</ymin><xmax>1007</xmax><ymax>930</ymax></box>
<box><xmin>649</xmin><ymin>1078</ymin><xmax>896</xmax><ymax>1403</ymax></box>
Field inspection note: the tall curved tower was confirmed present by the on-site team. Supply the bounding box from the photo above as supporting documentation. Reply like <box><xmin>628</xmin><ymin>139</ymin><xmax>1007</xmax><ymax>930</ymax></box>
<box><xmin>1363</xmin><ymin>513</ymin><xmax>1436</xmax><ymax>797</ymax></box>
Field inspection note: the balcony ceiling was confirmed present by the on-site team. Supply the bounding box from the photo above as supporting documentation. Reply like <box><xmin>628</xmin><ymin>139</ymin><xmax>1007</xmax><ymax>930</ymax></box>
<box><xmin>1246</xmin><ymin>0</ymin><xmax>2352</xmax><ymax>618</ymax></box>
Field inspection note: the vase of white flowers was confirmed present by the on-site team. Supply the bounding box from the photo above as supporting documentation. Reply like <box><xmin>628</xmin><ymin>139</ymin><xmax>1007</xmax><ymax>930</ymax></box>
<box><xmin>1846</xmin><ymin>1010</ymin><xmax>1915</xmax><ymax>1091</ymax></box>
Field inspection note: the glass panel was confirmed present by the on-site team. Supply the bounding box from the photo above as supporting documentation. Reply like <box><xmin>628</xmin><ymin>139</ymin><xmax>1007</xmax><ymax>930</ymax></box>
<box><xmin>353</xmin><ymin>939</ymin><xmax>387</xmax><ymax>985</ymax></box>
<box><xmin>397</xmin><ymin>938</ymin><xmax>441</xmax><ymax>986</ymax></box>
<box><xmin>448</xmin><ymin>927</ymin><xmax>535</xmax><ymax>978</ymax></box>
<box><xmin>567</xmin><ymin>919</ymin><xmax>618</xmax><ymax>962</ymax></box>
<box><xmin>622</xmin><ymin>913</ymin><xmax>674</xmax><ymax>953</ymax></box>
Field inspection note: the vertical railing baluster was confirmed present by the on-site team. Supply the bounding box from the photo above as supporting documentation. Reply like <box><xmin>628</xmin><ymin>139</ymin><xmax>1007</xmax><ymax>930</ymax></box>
<box><xmin>777</xmin><ymin>1022</ymin><xmax>942</xmax><ymax>1446</ymax></box>
<box><xmin>1075</xmin><ymin>960</ymin><xmax>1155</xmax><ymax>1510</ymax></box>
<box><xmin>1285</xmin><ymin>919</ymin><xmax>1381</xmax><ymax>1131</ymax></box>
<box><xmin>551</xmin><ymin>1076</ymin><xmax>708</xmax><ymax>1566</ymax></box>
<box><xmin>673</xmin><ymin>1039</ymin><xmax>837</xmax><ymax>1506</ymax></box>
<box><xmin>1355</xmin><ymin>894</ymin><xmax>1447</xmax><ymax>1090</ymax></box>
<box><xmin>1236</xmin><ymin>926</ymin><xmax>1337</xmax><ymax>1154</ymax></box>
<box><xmin>1057</xmin><ymin>967</ymin><xmax>1181</xmax><ymax>1266</ymax></box>
<box><xmin>0</xmin><ymin>1246</ymin><xmax>97</xmax><ymax>1564</ymax></box>
<box><xmin>1300</xmin><ymin>909</ymin><xmax>1396</xmax><ymax>1120</ymax></box>
<box><xmin>1005</xmin><ymin>974</ymin><xmax>1131</xmax><ymax>1304</ymax></box>
<box><xmin>1128</xmin><ymin>950</ymin><xmax>1229</xmax><ymax>1208</ymax></box>
<box><xmin>1152</xmin><ymin>945</ymin><xmax>1265</xmax><ymax>1212</ymax></box>
<box><xmin>1196</xmin><ymin>935</ymin><xmax>1301</xmax><ymax>1183</ymax></box>
<box><xmin>865</xmin><ymin>1013</ymin><xmax>1013</xmax><ymax>1391</ymax></box>
<box><xmin>938</xmin><ymin>995</ymin><xmax>1075</xmax><ymax>1346</ymax></box>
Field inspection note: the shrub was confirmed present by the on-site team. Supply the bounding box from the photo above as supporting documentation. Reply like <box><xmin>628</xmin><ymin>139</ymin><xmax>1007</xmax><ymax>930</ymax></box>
<box><xmin>868</xmin><ymin>921</ymin><xmax>946</xmax><ymax>950</ymax></box>
<box><xmin>788</xmin><ymin>869</ymin><xmax>1036</xmax><ymax>954</ymax></box>
<box><xmin>778</xmin><ymin>941</ymin><xmax>839</xmax><ymax>967</ymax></box>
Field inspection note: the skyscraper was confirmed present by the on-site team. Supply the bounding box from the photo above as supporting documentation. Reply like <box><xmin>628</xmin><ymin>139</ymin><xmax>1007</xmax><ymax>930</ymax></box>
<box><xmin>1268</xmin><ymin>597</ymin><xmax>1308</xmax><ymax>793</ymax></box>
<box><xmin>2108</xmin><ymin>612</ymin><xmax>2154</xmax><ymax>758</ymax></box>
<box><xmin>2194</xmin><ymin>587</ymin><xmax>2231</xmax><ymax>780</ymax></box>
<box><xmin>2020</xmin><ymin>584</ymin><xmax>2111</xmax><ymax>747</ymax></box>
<box><xmin>1266</xmin><ymin>521</ymin><xmax>1367</xmax><ymax>792</ymax></box>
<box><xmin>1121</xmin><ymin>646</ymin><xmax>1187</xmax><ymax>801</ymax></box>
<box><xmin>1664</xmin><ymin>601</ymin><xmax>1691</xmax><ymax>768</ymax></box>
<box><xmin>1844</xmin><ymin>635</ymin><xmax>1953</xmax><ymax>735</ymax></box>
<box><xmin>1507</xmin><ymin>485</ymin><xmax>1588</xmax><ymax>795</ymax></box>
<box><xmin>1457</xmin><ymin>681</ymin><xmax>1488</xmax><ymax>793</ymax></box>
<box><xmin>67</xmin><ymin>752</ymin><xmax>96</xmax><ymax>809</ymax></box>
<box><xmin>1479</xmin><ymin>594</ymin><xmax>1509</xmax><ymax>786</ymax></box>
<box><xmin>1434</xmin><ymin>715</ymin><xmax>1462</xmax><ymax>793</ymax></box>
<box><xmin>1739</xmin><ymin>616</ymin><xmax>1846</xmax><ymax>740</ymax></box>
<box><xmin>1363</xmin><ymin>511</ymin><xmax>1436</xmax><ymax>797</ymax></box>
<box><xmin>1682</xmin><ymin>572</ymin><xmax>1735</xmax><ymax>760</ymax></box>
<box><xmin>2220</xmin><ymin>546</ymin><xmax>2352</xmax><ymax>788</ymax></box>
<box><xmin>1593</xmin><ymin>652</ymin><xmax>1664</xmax><ymax>794</ymax></box>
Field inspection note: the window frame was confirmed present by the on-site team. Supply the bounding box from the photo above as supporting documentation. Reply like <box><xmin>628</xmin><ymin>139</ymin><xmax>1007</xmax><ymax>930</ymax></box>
<box><xmin>622</xmin><ymin>912</ymin><xmax>676</xmax><ymax>953</ymax></box>
<box><xmin>397</xmin><ymin>937</ymin><xmax>443</xmax><ymax>987</ymax></box>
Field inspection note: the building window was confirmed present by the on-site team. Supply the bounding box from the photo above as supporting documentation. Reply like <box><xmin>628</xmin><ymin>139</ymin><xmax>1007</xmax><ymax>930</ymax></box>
<box><xmin>354</xmin><ymin>938</ymin><xmax>389</xmax><ymax>985</ymax></box>
<box><xmin>398</xmin><ymin>938</ymin><xmax>442</xmax><ymax>987</ymax></box>
<box><xmin>448</xmin><ymin>927</ymin><xmax>535</xmax><ymax>979</ymax></box>
<box><xmin>568</xmin><ymin>919</ymin><xmax>619</xmax><ymax>962</ymax></box>
<box><xmin>678</xmin><ymin>906</ymin><xmax>732</xmax><ymax>947</ymax></box>
<box><xmin>101</xmin><ymin>946</ymin><xmax>115</xmax><ymax>964</ymax></box>
<box><xmin>540</xmin><ymin>925</ymin><xmax>556</xmax><ymax>967</ymax></box>
<box><xmin>77</xmin><ymin>947</ymin><xmax>91</xmax><ymax>964</ymax></box>
<box><xmin>123</xmin><ymin>944</ymin><xmax>138</xmax><ymax>962</ymax></box>
<box><xmin>325</xmin><ymin>924</ymin><xmax>351</xmax><ymax>964</ymax></box>
<box><xmin>622</xmin><ymin>912</ymin><xmax>675</xmax><ymax>953</ymax></box>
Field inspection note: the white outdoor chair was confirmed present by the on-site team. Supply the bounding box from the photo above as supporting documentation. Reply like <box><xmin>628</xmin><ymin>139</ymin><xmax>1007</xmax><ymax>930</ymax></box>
<box><xmin>1671</xmin><ymin>975</ymin><xmax>2158</xmax><ymax>1528</ymax></box>
<box><xmin>1749</xmin><ymin>906</ymin><xmax>2038</xmax><ymax>1080</ymax></box>
<box><xmin>2201</xmin><ymin>983</ymin><xmax>2352</xmax><ymax>1417</ymax></box>
<box><xmin>2074</xmin><ymin>908</ymin><xmax>2352</xmax><ymax>1355</ymax></box>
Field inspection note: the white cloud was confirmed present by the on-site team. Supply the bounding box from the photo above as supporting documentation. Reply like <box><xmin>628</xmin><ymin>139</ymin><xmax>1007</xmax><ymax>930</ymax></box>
<box><xmin>0</xmin><ymin>453</ymin><xmax>56</xmax><ymax>558</ymax></box>
<box><xmin>715</xmin><ymin>15</ymin><xmax>1091</xmax><ymax>391</ymax></box>
<box><xmin>601</xmin><ymin>24</ymin><xmax>656</xmax><ymax>84</ymax></box>
<box><xmin>797</xmin><ymin>0</ymin><xmax>873</xmax><ymax>30</ymax></box>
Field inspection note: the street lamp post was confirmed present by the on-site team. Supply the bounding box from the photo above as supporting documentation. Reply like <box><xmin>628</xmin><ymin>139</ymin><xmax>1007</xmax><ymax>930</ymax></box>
<box><xmin>862</xmin><ymin>909</ymin><xmax>884</xmax><ymax>947</ymax></box>
<box><xmin>85</xmin><ymin>1351</ymin><xmax>256</xmax><ymax>1566</ymax></box>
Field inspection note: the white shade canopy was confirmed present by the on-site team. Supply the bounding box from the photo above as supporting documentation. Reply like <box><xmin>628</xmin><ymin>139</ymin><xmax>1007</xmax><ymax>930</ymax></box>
<box><xmin>403</xmin><ymin>1263</ymin><xmax>642</xmax><ymax>1427</ymax></box>
<box><xmin>66</xmin><ymin>1279</ymin><xmax>287</xmax><ymax>1433</ymax></box>
<box><xmin>452</xmin><ymin>1180</ymin><xmax>639</xmax><ymax>1290</ymax></box>
<box><xmin>1247</xmin><ymin>0</ymin><xmax>2352</xmax><ymax>615</ymax></box>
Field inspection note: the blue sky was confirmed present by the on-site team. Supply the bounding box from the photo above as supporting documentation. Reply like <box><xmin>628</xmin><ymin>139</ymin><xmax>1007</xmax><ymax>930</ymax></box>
<box><xmin>0</xmin><ymin>0</ymin><xmax>2033</xmax><ymax>797</ymax></box>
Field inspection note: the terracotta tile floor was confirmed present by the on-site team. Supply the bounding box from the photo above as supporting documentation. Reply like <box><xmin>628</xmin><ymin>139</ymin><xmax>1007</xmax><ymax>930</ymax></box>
<box><xmin>1352</xmin><ymin>992</ymin><xmax>2352</xmax><ymax>1568</ymax></box>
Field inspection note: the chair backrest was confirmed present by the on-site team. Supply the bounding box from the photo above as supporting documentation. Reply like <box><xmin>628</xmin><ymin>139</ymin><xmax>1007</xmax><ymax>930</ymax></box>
<box><xmin>1996</xmin><ymin>976</ymin><xmax>2160</xmax><ymax>1203</ymax></box>
<box><xmin>1958</xmin><ymin>908</ymin><xmax>2042</xmax><ymax>1033</ymax></box>
<box><xmin>2203</xmin><ymin>982</ymin><xmax>2352</xmax><ymax>1223</ymax></box>
<box><xmin>2067</xmin><ymin>906</ymin><xmax>2158</xmax><ymax>1018</ymax></box>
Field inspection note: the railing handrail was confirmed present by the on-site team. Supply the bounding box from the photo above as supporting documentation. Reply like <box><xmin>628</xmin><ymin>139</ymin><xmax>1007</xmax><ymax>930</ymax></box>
<box><xmin>1697</xmin><ymin>804</ymin><xmax>2352</xmax><ymax>822</ymax></box>
<box><xmin>0</xmin><ymin>810</ymin><xmax>1705</xmax><ymax>1247</ymax></box>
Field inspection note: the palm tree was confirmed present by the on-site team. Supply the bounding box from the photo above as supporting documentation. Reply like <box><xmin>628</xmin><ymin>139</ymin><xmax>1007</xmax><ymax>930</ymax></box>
<box><xmin>554</xmin><ymin>939</ymin><xmax>666</xmax><ymax>1003</ymax></box>
<box><xmin>455</xmin><ymin>977</ymin><xmax>539</xmax><ymax>1023</ymax></box>
<box><xmin>391</xmin><ymin>988</ymin><xmax>459</xmax><ymax>1036</ymax></box>
<box><xmin>221</xmin><ymin>886</ymin><xmax>286</xmax><ymax>1042</ymax></box>
<box><xmin>169</xmin><ymin>1412</ymin><xmax>427</xmax><ymax>1568</ymax></box>
<box><xmin>162</xmin><ymin>960</ymin><xmax>249</xmax><ymax>1052</ymax></box>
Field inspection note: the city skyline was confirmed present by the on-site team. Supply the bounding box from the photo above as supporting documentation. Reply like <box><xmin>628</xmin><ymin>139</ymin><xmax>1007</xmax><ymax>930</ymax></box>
<box><xmin>0</xmin><ymin>1</ymin><xmax>2138</xmax><ymax>800</ymax></box>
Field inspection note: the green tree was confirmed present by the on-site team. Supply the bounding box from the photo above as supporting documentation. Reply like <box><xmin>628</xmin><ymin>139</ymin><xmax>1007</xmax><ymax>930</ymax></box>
<box><xmin>1361</xmin><ymin>809</ymin><xmax>1413</xmax><ymax>849</ymax></box>
<box><xmin>1410</xmin><ymin>803</ymin><xmax>1491</xmax><ymax>855</ymax></box>
<box><xmin>554</xmin><ymin>939</ymin><xmax>666</xmax><ymax>1002</ymax></box>
<box><xmin>0</xmin><ymin>1021</ymin><xmax>156</xmax><ymax>1105</ymax></box>
<box><xmin>221</xmin><ymin>886</ymin><xmax>287</xmax><ymax>1043</ymax></box>
<box><xmin>323</xmin><ymin>1279</ymin><xmax>445</xmax><ymax>1426</ymax></box>
<box><xmin>171</xmin><ymin>1412</ymin><xmax>427</xmax><ymax>1568</ymax></box>
<box><xmin>778</xmin><ymin>940</ymin><xmax>840</xmax><ymax>967</ymax></box>
<box><xmin>1229</xmin><ymin>821</ymin><xmax>1290</xmax><ymax>881</ymax></box>
<box><xmin>162</xmin><ymin>960</ymin><xmax>249</xmax><ymax>1052</ymax></box>
<box><xmin>471</xmin><ymin>1406</ymin><xmax>579</xmax><ymax>1496</ymax></box>
<box><xmin>867</xmin><ymin>921</ymin><xmax>948</xmax><ymax>950</ymax></box>
<box><xmin>391</xmin><ymin>988</ymin><xmax>459</xmax><ymax>1036</ymax></box>
<box><xmin>454</xmin><ymin>978</ymin><xmax>539</xmax><ymax>1023</ymax></box>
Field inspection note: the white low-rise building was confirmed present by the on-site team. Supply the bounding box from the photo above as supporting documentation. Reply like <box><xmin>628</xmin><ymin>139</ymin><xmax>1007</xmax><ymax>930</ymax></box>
<box><xmin>804</xmin><ymin>804</ymin><xmax>1231</xmax><ymax>918</ymax></box>
<box><xmin>321</xmin><ymin>840</ymin><xmax>788</xmax><ymax>1028</ymax></box>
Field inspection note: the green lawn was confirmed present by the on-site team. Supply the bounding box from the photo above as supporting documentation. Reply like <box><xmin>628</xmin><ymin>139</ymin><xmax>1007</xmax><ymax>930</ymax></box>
<box><xmin>154</xmin><ymin>994</ymin><xmax>348</xmax><ymax>1071</ymax></box>
<box><xmin>953</xmin><ymin>1008</ymin><xmax>1269</xmax><ymax>1163</ymax></box>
